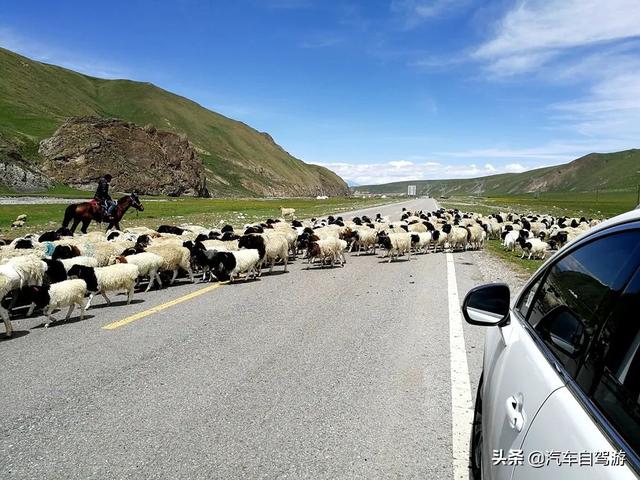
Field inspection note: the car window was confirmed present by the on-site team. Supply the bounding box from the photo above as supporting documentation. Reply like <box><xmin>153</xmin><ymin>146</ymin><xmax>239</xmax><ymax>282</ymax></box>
<box><xmin>515</xmin><ymin>278</ymin><xmax>541</xmax><ymax>318</ymax></box>
<box><xmin>576</xmin><ymin>267</ymin><xmax>640</xmax><ymax>456</ymax></box>
<box><xmin>524</xmin><ymin>229</ymin><xmax>640</xmax><ymax>377</ymax></box>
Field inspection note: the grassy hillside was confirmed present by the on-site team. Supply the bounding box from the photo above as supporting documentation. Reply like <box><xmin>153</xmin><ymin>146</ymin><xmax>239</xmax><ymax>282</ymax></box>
<box><xmin>0</xmin><ymin>47</ymin><xmax>347</xmax><ymax>197</ymax></box>
<box><xmin>355</xmin><ymin>149</ymin><xmax>640</xmax><ymax>197</ymax></box>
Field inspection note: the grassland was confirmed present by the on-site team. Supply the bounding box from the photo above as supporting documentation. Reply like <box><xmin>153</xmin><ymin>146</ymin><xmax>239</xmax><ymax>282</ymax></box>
<box><xmin>0</xmin><ymin>196</ymin><xmax>398</xmax><ymax>239</ymax></box>
<box><xmin>439</xmin><ymin>189</ymin><xmax>637</xmax><ymax>219</ymax></box>
<box><xmin>0</xmin><ymin>47</ymin><xmax>346</xmax><ymax>197</ymax></box>
<box><xmin>355</xmin><ymin>149</ymin><xmax>640</xmax><ymax>198</ymax></box>
<box><xmin>0</xmin><ymin>184</ymin><xmax>94</xmax><ymax>199</ymax></box>
<box><xmin>485</xmin><ymin>239</ymin><xmax>543</xmax><ymax>275</ymax></box>
<box><xmin>438</xmin><ymin>190</ymin><xmax>637</xmax><ymax>274</ymax></box>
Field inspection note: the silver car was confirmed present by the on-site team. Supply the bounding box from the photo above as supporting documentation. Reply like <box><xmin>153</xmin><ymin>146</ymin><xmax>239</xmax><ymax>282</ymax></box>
<box><xmin>463</xmin><ymin>208</ymin><xmax>640</xmax><ymax>479</ymax></box>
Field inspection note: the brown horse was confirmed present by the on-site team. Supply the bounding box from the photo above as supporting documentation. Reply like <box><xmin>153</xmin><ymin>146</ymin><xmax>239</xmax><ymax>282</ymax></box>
<box><xmin>62</xmin><ymin>193</ymin><xmax>144</xmax><ymax>234</ymax></box>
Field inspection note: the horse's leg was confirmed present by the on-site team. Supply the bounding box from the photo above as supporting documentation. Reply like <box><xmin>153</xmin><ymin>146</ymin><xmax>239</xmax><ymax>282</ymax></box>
<box><xmin>81</xmin><ymin>219</ymin><xmax>90</xmax><ymax>234</ymax></box>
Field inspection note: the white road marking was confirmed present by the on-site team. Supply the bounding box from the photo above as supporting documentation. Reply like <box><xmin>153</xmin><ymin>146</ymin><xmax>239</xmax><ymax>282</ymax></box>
<box><xmin>446</xmin><ymin>253</ymin><xmax>474</xmax><ymax>479</ymax></box>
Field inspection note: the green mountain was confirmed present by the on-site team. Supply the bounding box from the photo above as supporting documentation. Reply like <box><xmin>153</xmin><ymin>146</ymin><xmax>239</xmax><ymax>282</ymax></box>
<box><xmin>0</xmin><ymin>47</ymin><xmax>348</xmax><ymax>197</ymax></box>
<box><xmin>354</xmin><ymin>149</ymin><xmax>640</xmax><ymax>196</ymax></box>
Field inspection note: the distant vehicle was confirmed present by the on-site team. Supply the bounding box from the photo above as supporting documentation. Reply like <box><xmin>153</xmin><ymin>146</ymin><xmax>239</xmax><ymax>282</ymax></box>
<box><xmin>464</xmin><ymin>208</ymin><xmax>640</xmax><ymax>479</ymax></box>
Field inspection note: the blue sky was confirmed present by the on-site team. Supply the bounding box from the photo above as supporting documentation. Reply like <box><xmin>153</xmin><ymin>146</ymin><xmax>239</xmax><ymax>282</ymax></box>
<box><xmin>2</xmin><ymin>0</ymin><xmax>640</xmax><ymax>185</ymax></box>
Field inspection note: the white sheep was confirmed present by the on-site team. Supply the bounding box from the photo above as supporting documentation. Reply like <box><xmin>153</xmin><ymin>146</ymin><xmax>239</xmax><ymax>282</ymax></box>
<box><xmin>0</xmin><ymin>267</ymin><xmax>21</xmax><ymax>336</ymax></box>
<box><xmin>280</xmin><ymin>207</ymin><xmax>296</xmax><ymax>219</ymax></box>
<box><xmin>111</xmin><ymin>252</ymin><xmax>164</xmax><ymax>292</ymax></box>
<box><xmin>260</xmin><ymin>232</ymin><xmax>290</xmax><ymax>274</ymax></box>
<box><xmin>79</xmin><ymin>241</ymin><xmax>135</xmax><ymax>266</ymax></box>
<box><xmin>146</xmin><ymin>245</ymin><xmax>194</xmax><ymax>284</ymax></box>
<box><xmin>200</xmin><ymin>239</ymin><xmax>239</xmax><ymax>251</ymax></box>
<box><xmin>408</xmin><ymin>222</ymin><xmax>428</xmax><ymax>233</ymax></box>
<box><xmin>411</xmin><ymin>232</ymin><xmax>432</xmax><ymax>254</ymax></box>
<box><xmin>68</xmin><ymin>263</ymin><xmax>139</xmax><ymax>309</ymax></box>
<box><xmin>60</xmin><ymin>256</ymin><xmax>99</xmax><ymax>271</ymax></box>
<box><xmin>211</xmin><ymin>249</ymin><xmax>262</xmax><ymax>282</ymax></box>
<box><xmin>0</xmin><ymin>255</ymin><xmax>48</xmax><ymax>336</ymax></box>
<box><xmin>26</xmin><ymin>279</ymin><xmax>88</xmax><ymax>327</ymax></box>
<box><xmin>444</xmin><ymin>225</ymin><xmax>469</xmax><ymax>252</ymax></box>
<box><xmin>502</xmin><ymin>230</ymin><xmax>522</xmax><ymax>252</ymax></box>
<box><xmin>520</xmin><ymin>239</ymin><xmax>549</xmax><ymax>260</ymax></box>
<box><xmin>378</xmin><ymin>232</ymin><xmax>412</xmax><ymax>262</ymax></box>
<box><xmin>431</xmin><ymin>229</ymin><xmax>448</xmax><ymax>252</ymax></box>
<box><xmin>270</xmin><ymin>223</ymin><xmax>299</xmax><ymax>257</ymax></box>
<box><xmin>349</xmin><ymin>227</ymin><xmax>378</xmax><ymax>256</ymax></box>
<box><xmin>125</xmin><ymin>226</ymin><xmax>159</xmax><ymax>236</ymax></box>
<box><xmin>466</xmin><ymin>224</ymin><xmax>486</xmax><ymax>250</ymax></box>
<box><xmin>307</xmin><ymin>237</ymin><xmax>346</xmax><ymax>268</ymax></box>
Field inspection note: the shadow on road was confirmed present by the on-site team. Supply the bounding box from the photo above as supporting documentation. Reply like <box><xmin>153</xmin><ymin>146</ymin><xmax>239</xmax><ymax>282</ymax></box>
<box><xmin>0</xmin><ymin>330</ymin><xmax>30</xmax><ymax>341</ymax></box>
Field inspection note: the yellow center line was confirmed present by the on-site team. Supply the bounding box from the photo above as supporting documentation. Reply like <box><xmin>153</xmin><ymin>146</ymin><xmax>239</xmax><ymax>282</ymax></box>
<box><xmin>102</xmin><ymin>282</ymin><xmax>227</xmax><ymax>330</ymax></box>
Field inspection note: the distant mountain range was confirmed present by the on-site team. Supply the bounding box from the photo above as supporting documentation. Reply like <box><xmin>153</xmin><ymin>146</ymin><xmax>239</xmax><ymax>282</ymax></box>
<box><xmin>354</xmin><ymin>149</ymin><xmax>640</xmax><ymax>196</ymax></box>
<box><xmin>0</xmin><ymin>47</ymin><xmax>349</xmax><ymax>197</ymax></box>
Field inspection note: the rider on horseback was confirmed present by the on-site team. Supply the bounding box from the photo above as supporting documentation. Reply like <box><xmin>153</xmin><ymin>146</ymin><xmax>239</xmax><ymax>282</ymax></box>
<box><xmin>94</xmin><ymin>174</ymin><xmax>116</xmax><ymax>221</ymax></box>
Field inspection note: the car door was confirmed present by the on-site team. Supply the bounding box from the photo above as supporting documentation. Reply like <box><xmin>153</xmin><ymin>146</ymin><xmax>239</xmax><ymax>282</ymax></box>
<box><xmin>515</xmin><ymin>237</ymin><xmax>640</xmax><ymax>479</ymax></box>
<box><xmin>482</xmin><ymin>225</ymin><xmax>640</xmax><ymax>480</ymax></box>
<box><xmin>480</xmin><ymin>281</ymin><xmax>564</xmax><ymax>480</ymax></box>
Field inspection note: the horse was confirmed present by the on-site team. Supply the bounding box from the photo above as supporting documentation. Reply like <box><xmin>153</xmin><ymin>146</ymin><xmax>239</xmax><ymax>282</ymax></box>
<box><xmin>62</xmin><ymin>193</ymin><xmax>144</xmax><ymax>234</ymax></box>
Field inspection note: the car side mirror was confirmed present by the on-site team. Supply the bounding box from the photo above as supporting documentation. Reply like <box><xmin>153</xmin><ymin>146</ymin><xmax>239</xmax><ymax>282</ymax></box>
<box><xmin>462</xmin><ymin>283</ymin><xmax>511</xmax><ymax>327</ymax></box>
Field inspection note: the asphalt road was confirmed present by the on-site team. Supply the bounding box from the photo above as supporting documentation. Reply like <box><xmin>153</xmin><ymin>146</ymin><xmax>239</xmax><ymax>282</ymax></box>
<box><xmin>1</xmin><ymin>197</ymin><xmax>491</xmax><ymax>479</ymax></box>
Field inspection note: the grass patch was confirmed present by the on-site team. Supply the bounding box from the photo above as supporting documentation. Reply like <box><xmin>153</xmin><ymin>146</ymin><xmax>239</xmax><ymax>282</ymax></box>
<box><xmin>0</xmin><ymin>196</ymin><xmax>400</xmax><ymax>239</ymax></box>
<box><xmin>0</xmin><ymin>183</ymin><xmax>92</xmax><ymax>198</ymax></box>
<box><xmin>485</xmin><ymin>239</ymin><xmax>543</xmax><ymax>275</ymax></box>
<box><xmin>440</xmin><ymin>190</ymin><xmax>635</xmax><ymax>219</ymax></box>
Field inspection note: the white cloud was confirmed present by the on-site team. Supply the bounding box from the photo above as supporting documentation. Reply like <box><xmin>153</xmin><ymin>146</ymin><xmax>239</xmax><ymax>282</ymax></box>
<box><xmin>0</xmin><ymin>27</ymin><xmax>128</xmax><ymax>79</ymax></box>
<box><xmin>472</xmin><ymin>0</ymin><xmax>640</xmax><ymax>146</ymax></box>
<box><xmin>300</xmin><ymin>33</ymin><xmax>343</xmax><ymax>49</ymax></box>
<box><xmin>391</xmin><ymin>0</ymin><xmax>471</xmax><ymax>28</ymax></box>
<box><xmin>437</xmin><ymin>145</ymin><xmax>578</xmax><ymax>161</ymax></box>
<box><xmin>504</xmin><ymin>163</ymin><xmax>526</xmax><ymax>173</ymax></box>
<box><xmin>317</xmin><ymin>159</ymin><xmax>545</xmax><ymax>186</ymax></box>
<box><xmin>389</xmin><ymin>160</ymin><xmax>414</xmax><ymax>168</ymax></box>
<box><xmin>475</xmin><ymin>0</ymin><xmax>640</xmax><ymax>63</ymax></box>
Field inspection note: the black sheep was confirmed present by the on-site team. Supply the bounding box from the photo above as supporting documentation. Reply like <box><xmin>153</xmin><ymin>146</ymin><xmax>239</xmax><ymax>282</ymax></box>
<box><xmin>44</xmin><ymin>259</ymin><xmax>68</xmax><ymax>284</ymax></box>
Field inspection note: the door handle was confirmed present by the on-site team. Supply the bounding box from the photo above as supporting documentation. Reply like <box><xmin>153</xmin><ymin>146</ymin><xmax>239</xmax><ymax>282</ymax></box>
<box><xmin>505</xmin><ymin>394</ymin><xmax>524</xmax><ymax>432</ymax></box>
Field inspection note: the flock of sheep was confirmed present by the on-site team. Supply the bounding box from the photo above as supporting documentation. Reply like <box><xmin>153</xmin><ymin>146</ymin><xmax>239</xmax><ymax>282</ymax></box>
<box><xmin>0</xmin><ymin>205</ymin><xmax>601</xmax><ymax>338</ymax></box>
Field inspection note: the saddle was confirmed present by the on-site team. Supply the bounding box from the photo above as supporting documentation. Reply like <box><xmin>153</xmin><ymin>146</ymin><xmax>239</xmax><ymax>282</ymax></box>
<box><xmin>91</xmin><ymin>199</ymin><xmax>112</xmax><ymax>223</ymax></box>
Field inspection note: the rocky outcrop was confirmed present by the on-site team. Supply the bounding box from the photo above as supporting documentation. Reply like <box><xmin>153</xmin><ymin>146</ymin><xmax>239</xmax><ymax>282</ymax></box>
<box><xmin>38</xmin><ymin>117</ymin><xmax>209</xmax><ymax>197</ymax></box>
<box><xmin>0</xmin><ymin>138</ymin><xmax>53</xmax><ymax>192</ymax></box>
